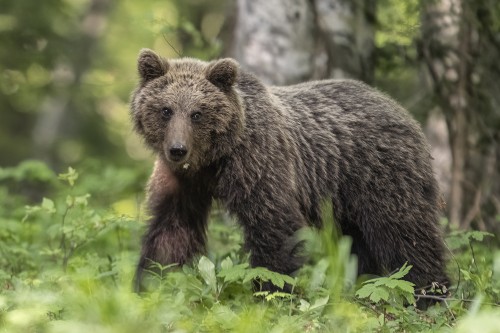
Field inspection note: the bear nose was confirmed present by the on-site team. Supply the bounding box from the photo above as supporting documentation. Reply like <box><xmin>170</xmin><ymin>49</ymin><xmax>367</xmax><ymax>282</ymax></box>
<box><xmin>169</xmin><ymin>144</ymin><xmax>188</xmax><ymax>159</ymax></box>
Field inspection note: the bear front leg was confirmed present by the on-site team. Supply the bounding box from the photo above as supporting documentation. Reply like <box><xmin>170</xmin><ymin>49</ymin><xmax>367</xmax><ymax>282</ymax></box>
<box><xmin>238</xmin><ymin>206</ymin><xmax>307</xmax><ymax>293</ymax></box>
<box><xmin>134</xmin><ymin>159</ymin><xmax>212</xmax><ymax>292</ymax></box>
<box><xmin>134</xmin><ymin>210</ymin><xmax>209</xmax><ymax>292</ymax></box>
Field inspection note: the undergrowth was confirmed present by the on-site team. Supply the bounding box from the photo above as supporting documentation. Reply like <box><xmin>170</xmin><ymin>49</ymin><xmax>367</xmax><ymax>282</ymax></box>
<box><xmin>0</xmin><ymin>160</ymin><xmax>499</xmax><ymax>332</ymax></box>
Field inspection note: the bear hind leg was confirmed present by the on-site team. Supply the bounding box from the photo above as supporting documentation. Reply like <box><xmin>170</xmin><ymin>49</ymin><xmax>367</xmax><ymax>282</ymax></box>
<box><xmin>339</xmin><ymin>221</ymin><xmax>380</xmax><ymax>278</ymax></box>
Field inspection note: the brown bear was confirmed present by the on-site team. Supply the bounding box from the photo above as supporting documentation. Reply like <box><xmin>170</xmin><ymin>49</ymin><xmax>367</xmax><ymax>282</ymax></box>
<box><xmin>131</xmin><ymin>49</ymin><xmax>449</xmax><ymax>298</ymax></box>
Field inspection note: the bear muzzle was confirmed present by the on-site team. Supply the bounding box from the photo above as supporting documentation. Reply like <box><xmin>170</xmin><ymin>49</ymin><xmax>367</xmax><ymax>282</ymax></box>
<box><xmin>168</xmin><ymin>143</ymin><xmax>188</xmax><ymax>162</ymax></box>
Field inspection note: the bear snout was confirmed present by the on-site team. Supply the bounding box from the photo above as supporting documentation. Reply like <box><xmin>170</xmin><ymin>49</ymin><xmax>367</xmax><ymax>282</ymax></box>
<box><xmin>168</xmin><ymin>143</ymin><xmax>188</xmax><ymax>162</ymax></box>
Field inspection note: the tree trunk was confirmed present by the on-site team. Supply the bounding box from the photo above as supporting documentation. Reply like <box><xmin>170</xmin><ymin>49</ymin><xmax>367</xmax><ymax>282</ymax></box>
<box><xmin>312</xmin><ymin>0</ymin><xmax>376</xmax><ymax>83</ymax></box>
<box><xmin>421</xmin><ymin>0</ymin><xmax>469</xmax><ymax>228</ymax></box>
<box><xmin>421</xmin><ymin>0</ymin><xmax>500</xmax><ymax>231</ymax></box>
<box><xmin>229</xmin><ymin>0</ymin><xmax>316</xmax><ymax>85</ymax></box>
<box><xmin>227</xmin><ymin>0</ymin><xmax>376</xmax><ymax>84</ymax></box>
<box><xmin>424</xmin><ymin>110</ymin><xmax>452</xmax><ymax>202</ymax></box>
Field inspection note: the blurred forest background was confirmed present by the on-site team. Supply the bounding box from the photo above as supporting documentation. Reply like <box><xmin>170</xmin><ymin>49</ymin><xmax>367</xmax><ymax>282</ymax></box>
<box><xmin>1</xmin><ymin>0</ymin><xmax>499</xmax><ymax>233</ymax></box>
<box><xmin>1</xmin><ymin>1</ymin><xmax>500</xmax><ymax>332</ymax></box>
<box><xmin>0</xmin><ymin>0</ymin><xmax>500</xmax><ymax>232</ymax></box>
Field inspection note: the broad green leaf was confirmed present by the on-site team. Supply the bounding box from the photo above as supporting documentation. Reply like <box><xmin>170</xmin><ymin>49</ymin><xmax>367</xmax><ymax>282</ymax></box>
<box><xmin>198</xmin><ymin>256</ymin><xmax>217</xmax><ymax>292</ymax></box>
<box><xmin>389</xmin><ymin>263</ymin><xmax>412</xmax><ymax>280</ymax></box>
<box><xmin>384</xmin><ymin>279</ymin><xmax>415</xmax><ymax>292</ymax></box>
<box><xmin>41</xmin><ymin>198</ymin><xmax>56</xmax><ymax>214</ymax></box>
<box><xmin>357</xmin><ymin>283</ymin><xmax>391</xmax><ymax>303</ymax></box>
<box><xmin>356</xmin><ymin>284</ymin><xmax>377</xmax><ymax>299</ymax></box>
<box><xmin>373</xmin><ymin>277</ymin><xmax>390</xmax><ymax>287</ymax></box>
<box><xmin>403</xmin><ymin>293</ymin><xmax>416</xmax><ymax>305</ymax></box>
<box><xmin>394</xmin><ymin>281</ymin><xmax>415</xmax><ymax>294</ymax></box>
<box><xmin>469</xmin><ymin>231</ymin><xmax>494</xmax><ymax>242</ymax></box>
<box><xmin>309</xmin><ymin>296</ymin><xmax>330</xmax><ymax>310</ymax></box>
<box><xmin>220</xmin><ymin>256</ymin><xmax>233</xmax><ymax>270</ymax></box>
<box><xmin>368</xmin><ymin>287</ymin><xmax>390</xmax><ymax>303</ymax></box>
<box><xmin>299</xmin><ymin>299</ymin><xmax>310</xmax><ymax>312</ymax></box>
<box><xmin>243</xmin><ymin>267</ymin><xmax>295</xmax><ymax>289</ymax></box>
<box><xmin>218</xmin><ymin>263</ymin><xmax>248</xmax><ymax>283</ymax></box>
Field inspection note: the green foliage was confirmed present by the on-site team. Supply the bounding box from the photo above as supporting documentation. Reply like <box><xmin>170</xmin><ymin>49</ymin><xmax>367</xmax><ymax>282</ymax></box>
<box><xmin>0</xmin><ymin>0</ymin><xmax>231</xmax><ymax>167</ymax></box>
<box><xmin>2</xmin><ymin>0</ymin><xmax>499</xmax><ymax>329</ymax></box>
<box><xmin>446</xmin><ymin>229</ymin><xmax>495</xmax><ymax>251</ymax></box>
<box><xmin>456</xmin><ymin>307</ymin><xmax>500</xmax><ymax>333</ymax></box>
<box><xmin>0</xmin><ymin>161</ymin><xmax>500</xmax><ymax>332</ymax></box>
<box><xmin>0</xmin><ymin>160</ymin><xmax>55</xmax><ymax>183</ymax></box>
<box><xmin>445</xmin><ymin>228</ymin><xmax>500</xmax><ymax>306</ymax></box>
<box><xmin>374</xmin><ymin>0</ymin><xmax>433</xmax><ymax>122</ymax></box>
<box><xmin>356</xmin><ymin>263</ymin><xmax>415</xmax><ymax>305</ymax></box>
<box><xmin>376</xmin><ymin>0</ymin><xmax>420</xmax><ymax>48</ymax></box>
<box><xmin>198</xmin><ymin>255</ymin><xmax>218</xmax><ymax>293</ymax></box>
<box><xmin>244</xmin><ymin>267</ymin><xmax>296</xmax><ymax>290</ymax></box>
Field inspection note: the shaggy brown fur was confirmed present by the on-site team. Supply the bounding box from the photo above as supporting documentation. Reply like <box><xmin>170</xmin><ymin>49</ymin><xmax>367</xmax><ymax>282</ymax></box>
<box><xmin>131</xmin><ymin>49</ymin><xmax>449</xmax><ymax>298</ymax></box>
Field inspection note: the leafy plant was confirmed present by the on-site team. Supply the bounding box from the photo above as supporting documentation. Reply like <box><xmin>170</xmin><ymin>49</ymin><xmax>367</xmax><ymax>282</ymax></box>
<box><xmin>1</xmin><ymin>161</ymin><xmax>500</xmax><ymax>332</ymax></box>
<box><xmin>356</xmin><ymin>263</ymin><xmax>415</xmax><ymax>306</ymax></box>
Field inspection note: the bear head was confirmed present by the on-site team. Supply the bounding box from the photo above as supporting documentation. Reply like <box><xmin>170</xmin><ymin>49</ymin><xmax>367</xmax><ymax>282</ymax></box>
<box><xmin>131</xmin><ymin>49</ymin><xmax>245</xmax><ymax>175</ymax></box>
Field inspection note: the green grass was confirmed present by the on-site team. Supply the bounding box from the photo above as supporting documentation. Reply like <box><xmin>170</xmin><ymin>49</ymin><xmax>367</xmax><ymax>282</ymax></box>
<box><xmin>1</xmin><ymin>161</ymin><xmax>499</xmax><ymax>332</ymax></box>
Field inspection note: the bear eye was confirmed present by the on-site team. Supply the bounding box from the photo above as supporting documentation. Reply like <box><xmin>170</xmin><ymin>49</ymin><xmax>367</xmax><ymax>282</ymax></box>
<box><xmin>191</xmin><ymin>111</ymin><xmax>202</xmax><ymax>122</ymax></box>
<box><xmin>161</xmin><ymin>107</ymin><xmax>173</xmax><ymax>120</ymax></box>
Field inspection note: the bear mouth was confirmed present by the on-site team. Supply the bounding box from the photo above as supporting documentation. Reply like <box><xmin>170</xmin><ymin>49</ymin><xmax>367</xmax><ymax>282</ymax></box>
<box><xmin>169</xmin><ymin>155</ymin><xmax>187</xmax><ymax>163</ymax></box>
<box><xmin>164</xmin><ymin>154</ymin><xmax>193</xmax><ymax>174</ymax></box>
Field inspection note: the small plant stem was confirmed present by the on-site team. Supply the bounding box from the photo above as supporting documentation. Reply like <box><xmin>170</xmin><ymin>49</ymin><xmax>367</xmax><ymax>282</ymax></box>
<box><xmin>59</xmin><ymin>205</ymin><xmax>71</xmax><ymax>270</ymax></box>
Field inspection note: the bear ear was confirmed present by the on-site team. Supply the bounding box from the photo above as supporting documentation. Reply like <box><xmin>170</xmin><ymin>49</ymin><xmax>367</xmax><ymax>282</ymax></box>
<box><xmin>137</xmin><ymin>49</ymin><xmax>169</xmax><ymax>83</ymax></box>
<box><xmin>205</xmin><ymin>58</ymin><xmax>239</xmax><ymax>91</ymax></box>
